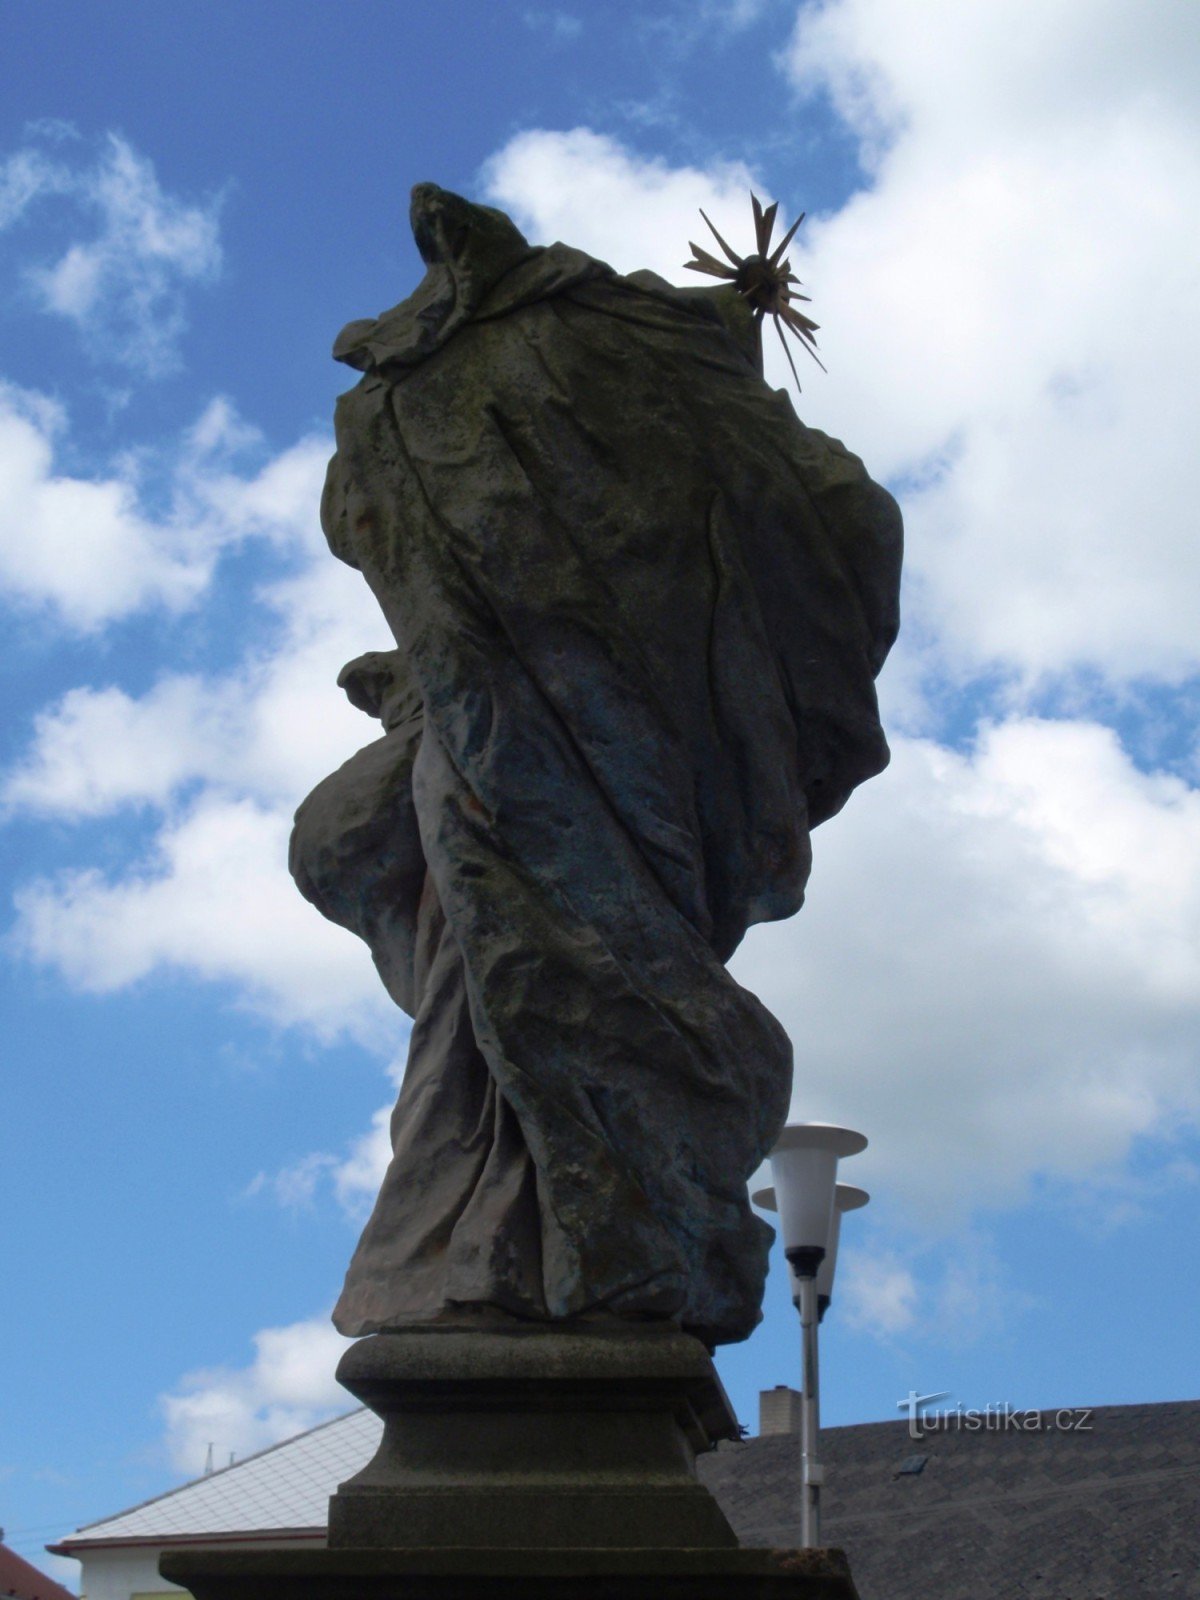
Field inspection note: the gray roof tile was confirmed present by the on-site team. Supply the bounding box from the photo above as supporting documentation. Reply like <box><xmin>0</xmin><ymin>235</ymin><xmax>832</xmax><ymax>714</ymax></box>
<box><xmin>55</xmin><ymin>1396</ymin><xmax>1200</xmax><ymax>1596</ymax></box>
<box><xmin>698</xmin><ymin>1400</ymin><xmax>1200</xmax><ymax>1598</ymax></box>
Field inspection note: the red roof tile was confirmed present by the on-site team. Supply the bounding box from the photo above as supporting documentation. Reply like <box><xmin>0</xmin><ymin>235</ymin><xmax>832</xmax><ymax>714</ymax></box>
<box><xmin>0</xmin><ymin>1544</ymin><xmax>75</xmax><ymax>1600</ymax></box>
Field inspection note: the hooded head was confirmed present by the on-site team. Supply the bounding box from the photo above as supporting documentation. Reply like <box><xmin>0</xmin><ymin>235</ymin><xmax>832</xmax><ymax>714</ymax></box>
<box><xmin>409</xmin><ymin>183</ymin><xmax>529</xmax><ymax>275</ymax></box>
<box><xmin>334</xmin><ymin>184</ymin><xmax>533</xmax><ymax>373</ymax></box>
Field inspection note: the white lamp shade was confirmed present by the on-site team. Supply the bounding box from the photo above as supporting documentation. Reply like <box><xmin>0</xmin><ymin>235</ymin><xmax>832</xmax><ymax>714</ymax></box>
<box><xmin>766</xmin><ymin>1123</ymin><xmax>867</xmax><ymax>1257</ymax></box>
<box><xmin>751</xmin><ymin>1179</ymin><xmax>870</xmax><ymax>1303</ymax></box>
<box><xmin>817</xmin><ymin>1183</ymin><xmax>870</xmax><ymax>1300</ymax></box>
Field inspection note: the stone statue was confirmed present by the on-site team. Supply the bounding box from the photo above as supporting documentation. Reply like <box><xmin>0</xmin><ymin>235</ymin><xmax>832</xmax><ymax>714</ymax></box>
<box><xmin>290</xmin><ymin>183</ymin><xmax>901</xmax><ymax>1351</ymax></box>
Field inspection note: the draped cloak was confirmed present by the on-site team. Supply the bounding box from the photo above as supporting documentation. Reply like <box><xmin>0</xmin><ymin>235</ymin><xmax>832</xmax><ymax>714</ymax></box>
<box><xmin>290</xmin><ymin>185</ymin><xmax>902</xmax><ymax>1347</ymax></box>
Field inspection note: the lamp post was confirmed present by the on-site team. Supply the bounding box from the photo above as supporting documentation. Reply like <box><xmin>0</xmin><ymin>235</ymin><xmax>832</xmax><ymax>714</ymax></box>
<box><xmin>752</xmin><ymin>1181</ymin><xmax>871</xmax><ymax>1321</ymax></box>
<box><xmin>756</xmin><ymin>1123</ymin><xmax>867</xmax><ymax>1549</ymax></box>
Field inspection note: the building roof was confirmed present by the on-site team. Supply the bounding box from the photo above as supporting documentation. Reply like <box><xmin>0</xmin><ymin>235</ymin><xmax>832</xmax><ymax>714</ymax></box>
<box><xmin>699</xmin><ymin>1398</ymin><xmax>1200</xmax><ymax>1599</ymax></box>
<box><xmin>52</xmin><ymin>1396</ymin><xmax>1200</xmax><ymax>1596</ymax></box>
<box><xmin>52</xmin><ymin>1409</ymin><xmax>382</xmax><ymax>1549</ymax></box>
<box><xmin>0</xmin><ymin>1542</ymin><xmax>76</xmax><ymax>1600</ymax></box>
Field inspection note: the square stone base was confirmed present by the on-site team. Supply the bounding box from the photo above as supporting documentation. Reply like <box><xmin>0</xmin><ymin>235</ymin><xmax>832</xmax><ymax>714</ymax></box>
<box><xmin>325</xmin><ymin>1323</ymin><xmax>743</xmax><ymax>1551</ymax></box>
<box><xmin>161</xmin><ymin>1325</ymin><xmax>861</xmax><ymax>1600</ymax></box>
<box><xmin>160</xmin><ymin>1544</ymin><xmax>861</xmax><ymax>1600</ymax></box>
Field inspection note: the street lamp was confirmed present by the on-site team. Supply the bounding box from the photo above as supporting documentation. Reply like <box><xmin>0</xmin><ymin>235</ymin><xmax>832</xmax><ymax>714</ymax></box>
<box><xmin>816</xmin><ymin>1183</ymin><xmax>869</xmax><ymax>1321</ymax></box>
<box><xmin>756</xmin><ymin>1123</ymin><xmax>867</xmax><ymax>1549</ymax></box>
<box><xmin>752</xmin><ymin>1181</ymin><xmax>871</xmax><ymax>1321</ymax></box>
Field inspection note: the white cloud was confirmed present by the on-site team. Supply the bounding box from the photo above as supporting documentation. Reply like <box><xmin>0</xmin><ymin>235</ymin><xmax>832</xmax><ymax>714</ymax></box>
<box><xmin>3</xmin><ymin>678</ymin><xmax>239</xmax><ymax>816</ymax></box>
<box><xmin>0</xmin><ymin>382</ymin><xmax>210</xmax><ymax>628</ymax></box>
<box><xmin>2</xmin><ymin>552</ymin><xmax>379</xmax><ymax>815</ymax></box>
<box><xmin>245</xmin><ymin>1151</ymin><xmax>337</xmax><ymax>1212</ymax></box>
<box><xmin>711</xmin><ymin>0</ymin><xmax>774</xmax><ymax>28</ymax></box>
<box><xmin>21</xmin><ymin>117</ymin><xmax>80</xmax><ymax>144</ymax></box>
<box><xmin>160</xmin><ymin>1314</ymin><xmax>353</xmax><ymax>1474</ymax></box>
<box><xmin>330</xmin><ymin>1101</ymin><xmax>396</xmax><ymax>1213</ymax></box>
<box><xmin>929</xmin><ymin>1241</ymin><xmax>1012</xmax><ymax>1343</ymax></box>
<box><xmin>8</xmin><ymin>131</ymin><xmax>224</xmax><ymax>373</ymax></box>
<box><xmin>482</xmin><ymin>128</ymin><xmax>759</xmax><ymax>280</ymax></box>
<box><xmin>837</xmin><ymin>1232</ymin><xmax>1018</xmax><ymax>1344</ymax></box>
<box><xmin>179</xmin><ymin>398</ymin><xmax>333</xmax><ymax>560</ymax></box>
<box><xmin>12</xmin><ymin>794</ymin><xmax>390</xmax><ymax>1041</ymax></box>
<box><xmin>785</xmin><ymin>0</ymin><xmax>1199</xmax><ymax>162</ymax></box>
<box><xmin>776</xmin><ymin>0</ymin><xmax>1200</xmax><ymax>687</ymax></box>
<box><xmin>248</xmin><ymin>1068</ymin><xmax>399</xmax><ymax>1218</ymax></box>
<box><xmin>732</xmin><ymin>718</ymin><xmax>1200</xmax><ymax>1221</ymax></box>
<box><xmin>0</xmin><ymin>145</ymin><xmax>70</xmax><ymax>227</ymax></box>
<box><xmin>523</xmin><ymin>9</ymin><xmax>583</xmax><ymax>40</ymax></box>
<box><xmin>1</xmin><ymin>384</ymin><xmax>399</xmax><ymax>1037</ymax></box>
<box><xmin>0</xmin><ymin>385</ymin><xmax>340</xmax><ymax>633</ymax></box>
<box><xmin>633</xmin><ymin>0</ymin><xmax>780</xmax><ymax>60</ymax></box>
<box><xmin>838</xmin><ymin>1246</ymin><xmax>917</xmax><ymax>1335</ymax></box>
<box><xmin>472</xmin><ymin>39</ymin><xmax>1200</xmax><ymax>1232</ymax></box>
<box><xmin>481</xmin><ymin>4</ymin><xmax>1200</xmax><ymax>690</ymax></box>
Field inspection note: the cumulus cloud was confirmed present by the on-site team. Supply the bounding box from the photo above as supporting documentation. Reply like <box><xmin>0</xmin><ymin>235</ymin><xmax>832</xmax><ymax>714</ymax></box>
<box><xmin>3</xmin><ymin>678</ymin><xmax>240</xmax><ymax>816</ymax></box>
<box><xmin>0</xmin><ymin>385</ymin><xmax>340</xmax><ymax>632</ymax></box>
<box><xmin>734</xmin><ymin>719</ymin><xmax>1200</xmax><ymax>1220</ymax></box>
<box><xmin>837</xmin><ymin>1232</ymin><xmax>1018</xmax><ymax>1344</ymax></box>
<box><xmin>478</xmin><ymin>84</ymin><xmax>1200</xmax><ymax>1235</ymax></box>
<box><xmin>0</xmin><ymin>145</ymin><xmax>71</xmax><ymax>228</ymax></box>
<box><xmin>12</xmin><ymin>793</ymin><xmax>390</xmax><ymax>1040</ymax></box>
<box><xmin>482</xmin><ymin>128</ymin><xmax>758</xmax><ymax>280</ymax></box>
<box><xmin>178</xmin><ymin>397</ymin><xmax>334</xmax><ymax>561</ymax></box>
<box><xmin>6</xmin><ymin>11</ymin><xmax>1197</xmax><ymax>1347</ymax></box>
<box><xmin>776</xmin><ymin>0</ymin><xmax>1200</xmax><ymax>688</ymax></box>
<box><xmin>838</xmin><ymin>1245</ymin><xmax>917</xmax><ymax>1335</ymax></box>
<box><xmin>3</xmin><ymin>561</ymin><xmax>381</xmax><ymax>816</ymax></box>
<box><xmin>482</xmin><ymin>4</ymin><xmax>1200</xmax><ymax>692</ymax></box>
<box><xmin>1</xmin><ymin>386</ymin><xmax>396</xmax><ymax>1036</ymax></box>
<box><xmin>0</xmin><ymin>382</ymin><xmax>210</xmax><ymax>628</ymax></box>
<box><xmin>160</xmin><ymin>1315</ymin><xmax>354</xmax><ymax>1474</ymax></box>
<box><xmin>330</xmin><ymin>1101</ymin><xmax>396</xmax><ymax>1212</ymax></box>
<box><xmin>1</xmin><ymin>130</ymin><xmax>224</xmax><ymax>374</ymax></box>
<box><xmin>248</xmin><ymin>1072</ymin><xmax>399</xmax><ymax>1217</ymax></box>
<box><xmin>784</xmin><ymin>0</ymin><xmax>1199</xmax><ymax>162</ymax></box>
<box><xmin>200</xmin><ymin>696</ymin><xmax>1200</xmax><ymax>1305</ymax></box>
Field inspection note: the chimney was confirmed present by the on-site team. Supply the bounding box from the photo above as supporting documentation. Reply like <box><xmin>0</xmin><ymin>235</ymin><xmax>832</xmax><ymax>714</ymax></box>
<box><xmin>759</xmin><ymin>1385</ymin><xmax>802</xmax><ymax>1436</ymax></box>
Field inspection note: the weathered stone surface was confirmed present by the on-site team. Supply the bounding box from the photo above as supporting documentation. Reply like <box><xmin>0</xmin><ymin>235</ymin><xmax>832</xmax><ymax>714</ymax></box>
<box><xmin>161</xmin><ymin>1544</ymin><xmax>862</xmax><ymax>1600</ymax></box>
<box><xmin>326</xmin><ymin>1322</ymin><xmax>739</xmax><ymax>1550</ymax></box>
<box><xmin>290</xmin><ymin>184</ymin><xmax>902</xmax><ymax>1348</ymax></box>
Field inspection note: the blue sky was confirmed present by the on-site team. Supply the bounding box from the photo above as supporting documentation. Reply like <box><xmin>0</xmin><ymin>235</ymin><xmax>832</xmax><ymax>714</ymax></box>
<box><xmin>3</xmin><ymin>0</ymin><xmax>1199</xmax><ymax>1582</ymax></box>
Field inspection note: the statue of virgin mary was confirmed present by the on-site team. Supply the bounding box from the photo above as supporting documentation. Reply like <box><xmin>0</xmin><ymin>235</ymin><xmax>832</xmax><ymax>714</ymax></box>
<box><xmin>290</xmin><ymin>184</ymin><xmax>901</xmax><ymax>1348</ymax></box>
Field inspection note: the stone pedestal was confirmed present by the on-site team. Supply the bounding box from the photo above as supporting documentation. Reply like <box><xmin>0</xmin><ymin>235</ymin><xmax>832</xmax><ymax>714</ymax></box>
<box><xmin>161</xmin><ymin>1544</ymin><xmax>861</xmax><ymax>1599</ymax></box>
<box><xmin>329</xmin><ymin>1322</ymin><xmax>739</xmax><ymax>1550</ymax></box>
<box><xmin>161</xmin><ymin>1322</ymin><xmax>860</xmax><ymax>1600</ymax></box>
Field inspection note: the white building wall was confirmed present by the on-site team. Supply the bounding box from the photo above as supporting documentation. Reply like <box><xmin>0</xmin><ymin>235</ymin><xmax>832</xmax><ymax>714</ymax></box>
<box><xmin>77</xmin><ymin>1540</ymin><xmax>317</xmax><ymax>1600</ymax></box>
<box><xmin>78</xmin><ymin>1545</ymin><xmax>182</xmax><ymax>1600</ymax></box>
